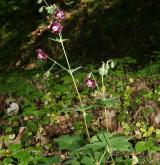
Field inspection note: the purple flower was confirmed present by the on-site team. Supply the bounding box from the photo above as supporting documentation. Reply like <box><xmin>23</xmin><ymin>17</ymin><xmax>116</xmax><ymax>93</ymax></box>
<box><xmin>36</xmin><ymin>49</ymin><xmax>48</xmax><ymax>60</ymax></box>
<box><xmin>50</xmin><ymin>21</ymin><xmax>63</xmax><ymax>34</ymax></box>
<box><xmin>54</xmin><ymin>9</ymin><xmax>65</xmax><ymax>21</ymax></box>
<box><xmin>85</xmin><ymin>78</ymin><xmax>96</xmax><ymax>88</ymax></box>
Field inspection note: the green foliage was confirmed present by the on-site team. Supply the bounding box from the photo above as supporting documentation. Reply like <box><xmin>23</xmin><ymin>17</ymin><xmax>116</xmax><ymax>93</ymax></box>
<box><xmin>97</xmin><ymin>98</ymin><xmax>119</xmax><ymax>108</ymax></box>
<box><xmin>0</xmin><ymin>72</ymin><xmax>42</xmax><ymax>98</ymax></box>
<box><xmin>59</xmin><ymin>132</ymin><xmax>133</xmax><ymax>164</ymax></box>
<box><xmin>135</xmin><ymin>139</ymin><xmax>160</xmax><ymax>153</ymax></box>
<box><xmin>135</xmin><ymin>141</ymin><xmax>147</xmax><ymax>153</ymax></box>
<box><xmin>55</xmin><ymin>134</ymin><xmax>82</xmax><ymax>150</ymax></box>
<box><xmin>38</xmin><ymin>156</ymin><xmax>60</xmax><ymax>165</ymax></box>
<box><xmin>1</xmin><ymin>143</ymin><xmax>60</xmax><ymax>165</ymax></box>
<box><xmin>0</xmin><ymin>58</ymin><xmax>160</xmax><ymax>164</ymax></box>
<box><xmin>89</xmin><ymin>132</ymin><xmax>133</xmax><ymax>152</ymax></box>
<box><xmin>0</xmin><ymin>57</ymin><xmax>159</xmax><ymax>163</ymax></box>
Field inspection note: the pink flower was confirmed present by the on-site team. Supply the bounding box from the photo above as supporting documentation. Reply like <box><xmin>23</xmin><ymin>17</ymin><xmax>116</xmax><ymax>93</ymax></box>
<box><xmin>54</xmin><ymin>9</ymin><xmax>65</xmax><ymax>21</ymax></box>
<box><xmin>50</xmin><ymin>21</ymin><xmax>63</xmax><ymax>34</ymax></box>
<box><xmin>85</xmin><ymin>78</ymin><xmax>96</xmax><ymax>88</ymax></box>
<box><xmin>36</xmin><ymin>49</ymin><xmax>48</xmax><ymax>60</ymax></box>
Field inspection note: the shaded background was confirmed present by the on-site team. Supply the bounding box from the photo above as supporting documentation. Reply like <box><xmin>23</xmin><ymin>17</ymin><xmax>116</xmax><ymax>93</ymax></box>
<box><xmin>1</xmin><ymin>0</ymin><xmax>160</xmax><ymax>71</ymax></box>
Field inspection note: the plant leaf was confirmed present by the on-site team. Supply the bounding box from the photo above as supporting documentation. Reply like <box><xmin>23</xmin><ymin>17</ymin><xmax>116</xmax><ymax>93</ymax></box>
<box><xmin>135</xmin><ymin>141</ymin><xmax>148</xmax><ymax>152</ymax></box>
<box><xmin>81</xmin><ymin>156</ymin><xmax>95</xmax><ymax>165</ymax></box>
<box><xmin>109</xmin><ymin>136</ymin><xmax>133</xmax><ymax>152</ymax></box>
<box><xmin>49</xmin><ymin>38</ymin><xmax>68</xmax><ymax>43</ymax></box>
<box><xmin>55</xmin><ymin>135</ymin><xmax>81</xmax><ymax>151</ymax></box>
<box><xmin>8</xmin><ymin>143</ymin><xmax>21</xmax><ymax>152</ymax></box>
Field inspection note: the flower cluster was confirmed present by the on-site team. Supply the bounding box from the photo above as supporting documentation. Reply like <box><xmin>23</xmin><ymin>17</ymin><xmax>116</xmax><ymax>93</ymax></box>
<box><xmin>36</xmin><ymin>9</ymin><xmax>65</xmax><ymax>60</ymax></box>
<box><xmin>50</xmin><ymin>9</ymin><xmax>65</xmax><ymax>34</ymax></box>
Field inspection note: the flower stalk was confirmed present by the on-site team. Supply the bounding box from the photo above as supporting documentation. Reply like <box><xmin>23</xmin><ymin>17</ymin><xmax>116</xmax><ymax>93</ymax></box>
<box><xmin>58</xmin><ymin>33</ymin><xmax>91</xmax><ymax>142</ymax></box>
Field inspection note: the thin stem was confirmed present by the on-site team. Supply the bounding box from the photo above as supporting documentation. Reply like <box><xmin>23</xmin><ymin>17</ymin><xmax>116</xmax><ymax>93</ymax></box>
<box><xmin>35</xmin><ymin>110</ymin><xmax>42</xmax><ymax>145</ymax></box>
<box><xmin>91</xmin><ymin>73</ymin><xmax>100</xmax><ymax>92</ymax></box>
<box><xmin>47</xmin><ymin>56</ymin><xmax>67</xmax><ymax>71</ymax></box>
<box><xmin>83</xmin><ymin>111</ymin><xmax>91</xmax><ymax>142</ymax></box>
<box><xmin>43</xmin><ymin>0</ymin><xmax>49</xmax><ymax>6</ymax></box>
<box><xmin>101</xmin><ymin>75</ymin><xmax>105</xmax><ymax>98</ymax></box>
<box><xmin>59</xmin><ymin>34</ymin><xmax>82</xmax><ymax>104</ymax></box>
<box><xmin>40</xmin><ymin>61</ymin><xmax>49</xmax><ymax>93</ymax></box>
<box><xmin>59</xmin><ymin>33</ymin><xmax>71</xmax><ymax>70</ymax></box>
<box><xmin>44</xmin><ymin>63</ymin><xmax>56</xmax><ymax>92</ymax></box>
<box><xmin>100</xmin><ymin>74</ymin><xmax>115</xmax><ymax>164</ymax></box>
<box><xmin>59</xmin><ymin>33</ymin><xmax>91</xmax><ymax>142</ymax></box>
<box><xmin>47</xmin><ymin>62</ymin><xmax>56</xmax><ymax>72</ymax></box>
<box><xmin>104</xmin><ymin>107</ymin><xmax>108</xmax><ymax>132</ymax></box>
<box><xmin>98</xmin><ymin>132</ymin><xmax>115</xmax><ymax>165</ymax></box>
<box><xmin>71</xmin><ymin>74</ymin><xmax>90</xmax><ymax>141</ymax></box>
<box><xmin>99</xmin><ymin>145</ymin><xmax>109</xmax><ymax>164</ymax></box>
<box><xmin>18</xmin><ymin>116</ymin><xmax>24</xmax><ymax>127</ymax></box>
<box><xmin>59</xmin><ymin>33</ymin><xmax>82</xmax><ymax>104</ymax></box>
<box><xmin>70</xmin><ymin>73</ymin><xmax>82</xmax><ymax>105</ymax></box>
<box><xmin>99</xmin><ymin>145</ymin><xmax>115</xmax><ymax>165</ymax></box>
<box><xmin>101</xmin><ymin>74</ymin><xmax>108</xmax><ymax>131</ymax></box>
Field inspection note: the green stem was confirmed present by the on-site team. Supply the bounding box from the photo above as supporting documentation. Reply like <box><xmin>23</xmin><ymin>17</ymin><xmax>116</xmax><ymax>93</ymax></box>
<box><xmin>59</xmin><ymin>33</ymin><xmax>91</xmax><ymax>142</ymax></box>
<box><xmin>39</xmin><ymin>61</ymin><xmax>48</xmax><ymax>93</ymax></box>
<box><xmin>100</xmin><ymin>74</ymin><xmax>115</xmax><ymax>164</ymax></box>
<box><xmin>91</xmin><ymin>73</ymin><xmax>100</xmax><ymax>92</ymax></box>
<box><xmin>101</xmin><ymin>74</ymin><xmax>108</xmax><ymax>131</ymax></box>
<box><xmin>44</xmin><ymin>63</ymin><xmax>56</xmax><ymax>91</ymax></box>
<box><xmin>43</xmin><ymin>0</ymin><xmax>49</xmax><ymax>6</ymax></box>
<box><xmin>47</xmin><ymin>62</ymin><xmax>56</xmax><ymax>72</ymax></box>
<box><xmin>70</xmin><ymin>71</ymin><xmax>82</xmax><ymax>104</ymax></box>
<box><xmin>101</xmin><ymin>75</ymin><xmax>105</xmax><ymax>98</ymax></box>
<box><xmin>99</xmin><ymin>145</ymin><xmax>115</xmax><ymax>165</ymax></box>
<box><xmin>98</xmin><ymin>132</ymin><xmax>115</xmax><ymax>165</ymax></box>
<box><xmin>35</xmin><ymin>110</ymin><xmax>42</xmax><ymax>145</ymax></box>
<box><xmin>99</xmin><ymin>145</ymin><xmax>109</xmax><ymax>164</ymax></box>
<box><xmin>59</xmin><ymin>34</ymin><xmax>71</xmax><ymax>70</ymax></box>
<box><xmin>47</xmin><ymin>56</ymin><xmax>67</xmax><ymax>71</ymax></box>
<box><xmin>59</xmin><ymin>33</ymin><xmax>82</xmax><ymax>105</ymax></box>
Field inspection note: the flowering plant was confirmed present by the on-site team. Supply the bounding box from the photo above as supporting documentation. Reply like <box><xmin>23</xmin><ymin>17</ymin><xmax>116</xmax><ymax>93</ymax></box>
<box><xmin>35</xmin><ymin>2</ymin><xmax>123</xmax><ymax>165</ymax></box>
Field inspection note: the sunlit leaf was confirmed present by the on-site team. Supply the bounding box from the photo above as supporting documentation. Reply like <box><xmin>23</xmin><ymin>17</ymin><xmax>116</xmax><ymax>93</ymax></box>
<box><xmin>135</xmin><ymin>141</ymin><xmax>148</xmax><ymax>152</ymax></box>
